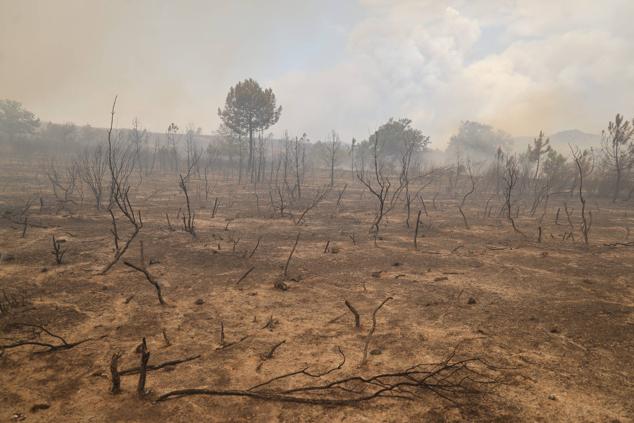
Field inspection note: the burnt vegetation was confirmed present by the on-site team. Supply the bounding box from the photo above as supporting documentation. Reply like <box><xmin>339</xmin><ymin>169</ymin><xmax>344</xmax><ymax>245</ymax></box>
<box><xmin>1</xmin><ymin>89</ymin><xmax>633</xmax><ymax>422</ymax></box>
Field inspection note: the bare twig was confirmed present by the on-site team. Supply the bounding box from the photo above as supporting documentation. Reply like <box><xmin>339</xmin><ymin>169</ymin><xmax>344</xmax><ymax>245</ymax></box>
<box><xmin>123</xmin><ymin>259</ymin><xmax>165</xmax><ymax>305</ymax></box>
<box><xmin>248</xmin><ymin>236</ymin><xmax>262</xmax><ymax>258</ymax></box>
<box><xmin>344</xmin><ymin>300</ymin><xmax>361</xmax><ymax>330</ymax></box>
<box><xmin>413</xmin><ymin>209</ymin><xmax>422</xmax><ymax>250</ymax></box>
<box><xmin>119</xmin><ymin>354</ymin><xmax>200</xmax><ymax>376</ymax></box>
<box><xmin>283</xmin><ymin>232</ymin><xmax>301</xmax><ymax>279</ymax></box>
<box><xmin>261</xmin><ymin>340</ymin><xmax>286</xmax><ymax>360</ymax></box>
<box><xmin>237</xmin><ymin>266</ymin><xmax>255</xmax><ymax>285</ymax></box>
<box><xmin>123</xmin><ymin>241</ymin><xmax>165</xmax><ymax>305</ymax></box>
<box><xmin>361</xmin><ymin>297</ymin><xmax>393</xmax><ymax>366</ymax></box>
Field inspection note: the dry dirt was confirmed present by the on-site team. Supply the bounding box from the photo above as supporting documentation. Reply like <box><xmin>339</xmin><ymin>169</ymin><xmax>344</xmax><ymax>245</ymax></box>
<box><xmin>1</xmin><ymin>161</ymin><xmax>633</xmax><ymax>422</ymax></box>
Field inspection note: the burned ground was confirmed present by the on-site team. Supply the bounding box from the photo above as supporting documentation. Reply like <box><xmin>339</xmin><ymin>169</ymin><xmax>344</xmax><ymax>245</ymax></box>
<box><xmin>1</xmin><ymin>160</ymin><xmax>633</xmax><ymax>422</ymax></box>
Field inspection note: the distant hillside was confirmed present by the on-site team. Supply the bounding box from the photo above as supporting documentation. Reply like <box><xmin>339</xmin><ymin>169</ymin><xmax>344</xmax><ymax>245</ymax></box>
<box><xmin>513</xmin><ymin>129</ymin><xmax>601</xmax><ymax>154</ymax></box>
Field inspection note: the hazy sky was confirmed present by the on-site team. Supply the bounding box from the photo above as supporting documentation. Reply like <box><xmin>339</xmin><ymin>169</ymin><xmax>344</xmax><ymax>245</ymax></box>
<box><xmin>1</xmin><ymin>0</ymin><xmax>633</xmax><ymax>147</ymax></box>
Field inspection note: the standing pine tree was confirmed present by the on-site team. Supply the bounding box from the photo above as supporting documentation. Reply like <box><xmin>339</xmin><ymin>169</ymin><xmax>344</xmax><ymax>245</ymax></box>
<box><xmin>601</xmin><ymin>113</ymin><xmax>634</xmax><ymax>202</ymax></box>
<box><xmin>218</xmin><ymin>79</ymin><xmax>282</xmax><ymax>182</ymax></box>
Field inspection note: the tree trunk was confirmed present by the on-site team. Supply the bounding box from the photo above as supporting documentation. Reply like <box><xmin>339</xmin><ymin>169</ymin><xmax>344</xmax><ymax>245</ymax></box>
<box><xmin>248</xmin><ymin>128</ymin><xmax>254</xmax><ymax>183</ymax></box>
<box><xmin>330</xmin><ymin>154</ymin><xmax>335</xmax><ymax>187</ymax></box>
<box><xmin>613</xmin><ymin>168</ymin><xmax>621</xmax><ymax>203</ymax></box>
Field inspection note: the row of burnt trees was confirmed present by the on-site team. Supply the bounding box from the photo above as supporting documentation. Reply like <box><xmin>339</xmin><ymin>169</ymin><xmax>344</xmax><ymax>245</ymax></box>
<box><xmin>42</xmin><ymin>121</ymin><xmax>615</xmax><ymax>252</ymax></box>
<box><xmin>38</xmin><ymin>89</ymin><xmax>633</xmax><ymax>254</ymax></box>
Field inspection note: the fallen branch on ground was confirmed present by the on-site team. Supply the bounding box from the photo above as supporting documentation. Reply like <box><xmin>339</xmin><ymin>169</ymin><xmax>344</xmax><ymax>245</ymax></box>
<box><xmin>236</xmin><ymin>266</ymin><xmax>255</xmax><ymax>285</ymax></box>
<box><xmin>119</xmin><ymin>354</ymin><xmax>201</xmax><ymax>376</ymax></box>
<box><xmin>123</xmin><ymin>241</ymin><xmax>165</xmax><ymax>305</ymax></box>
<box><xmin>156</xmin><ymin>345</ymin><xmax>501</xmax><ymax>405</ymax></box>
<box><xmin>1</xmin><ymin>323</ymin><xmax>105</xmax><ymax>354</ymax></box>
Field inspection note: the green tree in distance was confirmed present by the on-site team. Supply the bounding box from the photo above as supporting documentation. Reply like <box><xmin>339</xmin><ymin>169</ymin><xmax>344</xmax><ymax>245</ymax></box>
<box><xmin>218</xmin><ymin>79</ymin><xmax>282</xmax><ymax>182</ymax></box>
<box><xmin>0</xmin><ymin>99</ymin><xmax>40</xmax><ymax>143</ymax></box>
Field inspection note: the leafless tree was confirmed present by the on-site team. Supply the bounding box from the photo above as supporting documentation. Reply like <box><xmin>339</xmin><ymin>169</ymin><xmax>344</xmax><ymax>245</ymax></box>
<box><xmin>76</xmin><ymin>144</ymin><xmax>108</xmax><ymax>210</ymax></box>
<box><xmin>47</xmin><ymin>160</ymin><xmax>77</xmax><ymax>211</ymax></box>
<box><xmin>178</xmin><ymin>174</ymin><xmax>196</xmax><ymax>236</ymax></box>
<box><xmin>570</xmin><ymin>145</ymin><xmax>594</xmax><ymax>244</ymax></box>
<box><xmin>184</xmin><ymin>126</ymin><xmax>203</xmax><ymax>178</ymax></box>
<box><xmin>502</xmin><ymin>156</ymin><xmax>525</xmax><ymax>237</ymax></box>
<box><xmin>167</xmin><ymin>123</ymin><xmax>180</xmax><ymax>173</ymax></box>
<box><xmin>101</xmin><ymin>97</ymin><xmax>143</xmax><ymax>274</ymax></box>
<box><xmin>295</xmin><ymin>186</ymin><xmax>330</xmax><ymax>225</ymax></box>
<box><xmin>357</xmin><ymin>132</ymin><xmax>407</xmax><ymax>240</ymax></box>
<box><xmin>400</xmin><ymin>135</ymin><xmax>419</xmax><ymax>228</ymax></box>
<box><xmin>130</xmin><ymin>118</ymin><xmax>148</xmax><ymax>178</ymax></box>
<box><xmin>457</xmin><ymin>160</ymin><xmax>475</xmax><ymax>229</ymax></box>
<box><xmin>292</xmin><ymin>134</ymin><xmax>307</xmax><ymax>199</ymax></box>
<box><xmin>323</xmin><ymin>130</ymin><xmax>342</xmax><ymax>187</ymax></box>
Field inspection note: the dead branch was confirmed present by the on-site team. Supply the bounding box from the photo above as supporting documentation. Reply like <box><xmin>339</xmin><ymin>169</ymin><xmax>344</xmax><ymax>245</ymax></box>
<box><xmin>413</xmin><ymin>209</ymin><xmax>422</xmax><ymax>250</ymax></box>
<box><xmin>344</xmin><ymin>300</ymin><xmax>361</xmax><ymax>330</ymax></box>
<box><xmin>165</xmin><ymin>212</ymin><xmax>174</xmax><ymax>231</ymax></box>
<box><xmin>459</xmin><ymin>161</ymin><xmax>476</xmax><ymax>209</ymax></box>
<box><xmin>361</xmin><ymin>297</ymin><xmax>393</xmax><ymax>366</ymax></box>
<box><xmin>261</xmin><ymin>340</ymin><xmax>286</xmax><ymax>361</ymax></box>
<box><xmin>295</xmin><ymin>186</ymin><xmax>330</xmax><ymax>225</ymax></box>
<box><xmin>101</xmin><ymin>96</ymin><xmax>143</xmax><ymax>274</ymax></box>
<box><xmin>251</xmin><ymin>346</ymin><xmax>346</xmax><ymax>391</ymax></box>
<box><xmin>1</xmin><ymin>323</ymin><xmax>105</xmax><ymax>354</ymax></box>
<box><xmin>237</xmin><ymin>266</ymin><xmax>255</xmax><ymax>285</ymax></box>
<box><xmin>109</xmin><ymin>209</ymin><xmax>121</xmax><ymax>253</ymax></box>
<box><xmin>216</xmin><ymin>335</ymin><xmax>251</xmax><ymax>351</ymax></box>
<box><xmin>123</xmin><ymin>260</ymin><xmax>165</xmax><ymax>305</ymax></box>
<box><xmin>334</xmin><ymin>184</ymin><xmax>347</xmax><ymax>212</ymax></box>
<box><xmin>51</xmin><ymin>236</ymin><xmax>67</xmax><ymax>265</ymax></box>
<box><xmin>457</xmin><ymin>206</ymin><xmax>470</xmax><ymax>230</ymax></box>
<box><xmin>262</xmin><ymin>316</ymin><xmax>279</xmax><ymax>331</ymax></box>
<box><xmin>156</xmin><ymin>345</ymin><xmax>500</xmax><ymax>406</ymax></box>
<box><xmin>162</xmin><ymin>329</ymin><xmax>171</xmax><ymax>347</ymax></box>
<box><xmin>123</xmin><ymin>242</ymin><xmax>165</xmax><ymax>305</ymax></box>
<box><xmin>178</xmin><ymin>174</ymin><xmax>196</xmax><ymax>237</ymax></box>
<box><xmin>563</xmin><ymin>202</ymin><xmax>574</xmax><ymax>232</ymax></box>
<box><xmin>603</xmin><ymin>241</ymin><xmax>634</xmax><ymax>247</ymax></box>
<box><xmin>283</xmin><ymin>232</ymin><xmax>301</xmax><ymax>279</ymax></box>
<box><xmin>215</xmin><ymin>321</ymin><xmax>251</xmax><ymax>350</ymax></box>
<box><xmin>119</xmin><ymin>354</ymin><xmax>201</xmax><ymax>376</ymax></box>
<box><xmin>211</xmin><ymin>197</ymin><xmax>220</xmax><ymax>218</ymax></box>
<box><xmin>248</xmin><ymin>236</ymin><xmax>262</xmax><ymax>258</ymax></box>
